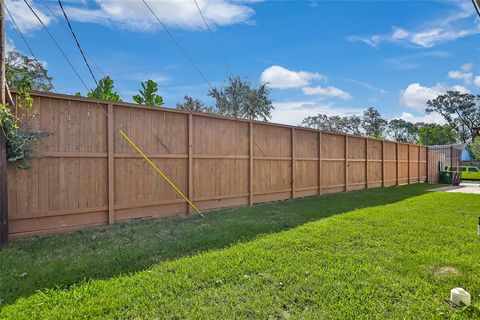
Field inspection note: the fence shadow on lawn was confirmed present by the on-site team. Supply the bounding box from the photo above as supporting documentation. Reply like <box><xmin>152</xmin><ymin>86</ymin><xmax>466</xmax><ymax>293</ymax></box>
<box><xmin>0</xmin><ymin>183</ymin><xmax>436</xmax><ymax>307</ymax></box>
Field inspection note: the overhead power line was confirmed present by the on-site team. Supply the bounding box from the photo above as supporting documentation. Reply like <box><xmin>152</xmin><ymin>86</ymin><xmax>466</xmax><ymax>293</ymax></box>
<box><xmin>40</xmin><ymin>0</ymin><xmax>56</xmax><ymax>19</ymax></box>
<box><xmin>22</xmin><ymin>0</ymin><xmax>91</xmax><ymax>91</ymax></box>
<box><xmin>5</xmin><ymin>4</ymin><xmax>56</xmax><ymax>92</ymax></box>
<box><xmin>40</xmin><ymin>0</ymin><xmax>106</xmax><ymax>80</ymax></box>
<box><xmin>20</xmin><ymin>0</ymin><xmax>203</xmax><ymax>216</ymax></box>
<box><xmin>142</xmin><ymin>0</ymin><xmax>214</xmax><ymax>90</ymax></box>
<box><xmin>85</xmin><ymin>52</ymin><xmax>107</xmax><ymax>78</ymax></box>
<box><xmin>57</xmin><ymin>0</ymin><xmax>98</xmax><ymax>86</ymax></box>
<box><xmin>474</xmin><ymin>0</ymin><xmax>480</xmax><ymax>18</ymax></box>
<box><xmin>193</xmin><ymin>0</ymin><xmax>233</xmax><ymax>77</ymax></box>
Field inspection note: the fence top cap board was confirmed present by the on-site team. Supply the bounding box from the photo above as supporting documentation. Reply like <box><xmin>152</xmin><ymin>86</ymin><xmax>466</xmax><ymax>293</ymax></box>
<box><xmin>428</xmin><ymin>144</ymin><xmax>466</xmax><ymax>150</ymax></box>
<box><xmin>6</xmin><ymin>87</ymin><xmax>428</xmax><ymax>239</ymax></box>
<box><xmin>13</xmin><ymin>88</ymin><xmax>424</xmax><ymax>148</ymax></box>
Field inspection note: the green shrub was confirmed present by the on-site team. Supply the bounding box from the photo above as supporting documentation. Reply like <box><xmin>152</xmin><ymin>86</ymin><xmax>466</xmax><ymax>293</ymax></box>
<box><xmin>0</xmin><ymin>79</ymin><xmax>48</xmax><ymax>169</ymax></box>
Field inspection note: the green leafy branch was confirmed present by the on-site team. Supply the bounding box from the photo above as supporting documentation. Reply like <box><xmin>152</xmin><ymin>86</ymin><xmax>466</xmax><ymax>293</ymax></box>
<box><xmin>133</xmin><ymin>79</ymin><xmax>164</xmax><ymax>107</ymax></box>
<box><xmin>0</xmin><ymin>76</ymin><xmax>49</xmax><ymax>169</ymax></box>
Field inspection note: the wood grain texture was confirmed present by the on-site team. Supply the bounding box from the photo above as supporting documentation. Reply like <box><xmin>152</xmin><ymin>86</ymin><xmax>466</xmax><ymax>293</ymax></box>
<box><xmin>107</xmin><ymin>104</ymin><xmax>114</xmax><ymax>224</ymax></box>
<box><xmin>188</xmin><ymin>114</ymin><xmax>193</xmax><ymax>213</ymax></box>
<box><xmin>291</xmin><ymin>128</ymin><xmax>295</xmax><ymax>199</ymax></box>
<box><xmin>318</xmin><ymin>131</ymin><xmax>322</xmax><ymax>195</ymax></box>
<box><xmin>6</xmin><ymin>92</ymin><xmax>428</xmax><ymax>238</ymax></box>
<box><xmin>0</xmin><ymin>112</ymin><xmax>7</xmax><ymax>244</ymax></box>
<box><xmin>249</xmin><ymin>122</ymin><xmax>253</xmax><ymax>205</ymax></box>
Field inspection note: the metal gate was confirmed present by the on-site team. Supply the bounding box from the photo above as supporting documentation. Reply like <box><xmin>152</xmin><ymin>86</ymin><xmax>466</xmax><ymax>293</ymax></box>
<box><xmin>427</xmin><ymin>144</ymin><xmax>463</xmax><ymax>183</ymax></box>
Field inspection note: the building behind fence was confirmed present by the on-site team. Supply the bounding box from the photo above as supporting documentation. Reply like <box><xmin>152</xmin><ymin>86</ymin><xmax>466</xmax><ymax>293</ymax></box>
<box><xmin>5</xmin><ymin>91</ymin><xmax>428</xmax><ymax>239</ymax></box>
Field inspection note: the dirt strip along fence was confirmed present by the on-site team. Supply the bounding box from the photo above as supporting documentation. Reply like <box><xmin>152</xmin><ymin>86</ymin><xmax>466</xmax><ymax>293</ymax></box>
<box><xmin>4</xmin><ymin>91</ymin><xmax>427</xmax><ymax>239</ymax></box>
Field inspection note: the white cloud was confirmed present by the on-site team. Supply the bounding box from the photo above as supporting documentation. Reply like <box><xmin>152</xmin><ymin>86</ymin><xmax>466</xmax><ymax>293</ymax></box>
<box><xmin>391</xmin><ymin>27</ymin><xmax>409</xmax><ymax>40</ymax></box>
<box><xmin>410</xmin><ymin>28</ymin><xmax>474</xmax><ymax>48</ymax></box>
<box><xmin>5</xmin><ymin>38</ymin><xmax>15</xmax><ymax>52</ymax></box>
<box><xmin>451</xmin><ymin>85</ymin><xmax>470</xmax><ymax>93</ymax></box>
<box><xmin>448</xmin><ymin>70</ymin><xmax>473</xmax><ymax>83</ymax></box>
<box><xmin>345</xmin><ymin>78</ymin><xmax>389</xmax><ymax>94</ymax></box>
<box><xmin>348</xmin><ymin>2</ymin><xmax>480</xmax><ymax>48</ymax></box>
<box><xmin>260</xmin><ymin>66</ymin><xmax>351</xmax><ymax>101</ymax></box>
<box><xmin>260</xmin><ymin>65</ymin><xmax>323</xmax><ymax>89</ymax></box>
<box><xmin>272</xmin><ymin>100</ymin><xmax>446</xmax><ymax>128</ymax></box>
<box><xmin>448</xmin><ymin>63</ymin><xmax>473</xmax><ymax>83</ymax></box>
<box><xmin>347</xmin><ymin>35</ymin><xmax>382</xmax><ymax>48</ymax></box>
<box><xmin>302</xmin><ymin>85</ymin><xmax>352</xmax><ymax>100</ymax></box>
<box><xmin>400</xmin><ymin>83</ymin><xmax>443</xmax><ymax>110</ymax></box>
<box><xmin>474</xmin><ymin>76</ymin><xmax>480</xmax><ymax>87</ymax></box>
<box><xmin>398</xmin><ymin>112</ymin><xmax>446</xmax><ymax>125</ymax></box>
<box><xmin>460</xmin><ymin>63</ymin><xmax>473</xmax><ymax>72</ymax></box>
<box><xmin>270</xmin><ymin>101</ymin><xmax>363</xmax><ymax>126</ymax></box>
<box><xmin>61</xmin><ymin>0</ymin><xmax>255</xmax><ymax>31</ymax></box>
<box><xmin>401</xmin><ymin>82</ymin><xmax>469</xmax><ymax>111</ymax></box>
<box><xmin>6</xmin><ymin>0</ymin><xmax>53</xmax><ymax>32</ymax></box>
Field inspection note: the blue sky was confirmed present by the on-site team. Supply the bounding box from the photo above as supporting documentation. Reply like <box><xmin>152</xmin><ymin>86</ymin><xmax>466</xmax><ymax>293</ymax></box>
<box><xmin>5</xmin><ymin>0</ymin><xmax>480</xmax><ymax>126</ymax></box>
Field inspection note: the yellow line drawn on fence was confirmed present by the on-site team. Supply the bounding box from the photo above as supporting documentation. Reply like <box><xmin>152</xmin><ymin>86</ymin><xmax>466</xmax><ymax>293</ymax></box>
<box><xmin>119</xmin><ymin>130</ymin><xmax>203</xmax><ymax>216</ymax></box>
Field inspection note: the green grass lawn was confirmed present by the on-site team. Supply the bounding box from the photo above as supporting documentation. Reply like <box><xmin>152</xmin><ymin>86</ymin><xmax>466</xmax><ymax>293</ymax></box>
<box><xmin>1</xmin><ymin>184</ymin><xmax>480</xmax><ymax>318</ymax></box>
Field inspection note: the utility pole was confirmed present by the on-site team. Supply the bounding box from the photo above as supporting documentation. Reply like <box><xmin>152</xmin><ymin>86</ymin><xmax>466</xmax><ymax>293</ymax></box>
<box><xmin>0</xmin><ymin>0</ymin><xmax>8</xmax><ymax>245</ymax></box>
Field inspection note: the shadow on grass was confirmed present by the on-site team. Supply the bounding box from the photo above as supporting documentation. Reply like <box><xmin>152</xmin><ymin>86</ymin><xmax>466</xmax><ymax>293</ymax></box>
<box><xmin>0</xmin><ymin>183</ymin><xmax>437</xmax><ymax>306</ymax></box>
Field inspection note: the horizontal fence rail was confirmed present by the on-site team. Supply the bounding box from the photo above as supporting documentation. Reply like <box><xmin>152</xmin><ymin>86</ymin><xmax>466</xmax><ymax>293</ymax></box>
<box><xmin>6</xmin><ymin>91</ymin><xmax>427</xmax><ymax>239</ymax></box>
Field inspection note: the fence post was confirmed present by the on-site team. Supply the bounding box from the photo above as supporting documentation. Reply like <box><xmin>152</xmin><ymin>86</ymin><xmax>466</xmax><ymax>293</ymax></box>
<box><xmin>0</xmin><ymin>125</ymin><xmax>7</xmax><ymax>244</ymax></box>
<box><xmin>417</xmin><ymin>146</ymin><xmax>420</xmax><ymax>183</ymax></box>
<box><xmin>345</xmin><ymin>135</ymin><xmax>348</xmax><ymax>192</ymax></box>
<box><xmin>407</xmin><ymin>145</ymin><xmax>411</xmax><ymax>184</ymax></box>
<box><xmin>365</xmin><ymin>138</ymin><xmax>369</xmax><ymax>188</ymax></box>
<box><xmin>318</xmin><ymin>131</ymin><xmax>321</xmax><ymax>195</ymax></box>
<box><xmin>381</xmin><ymin>141</ymin><xmax>385</xmax><ymax>187</ymax></box>
<box><xmin>107</xmin><ymin>103</ymin><xmax>115</xmax><ymax>225</ymax></box>
<box><xmin>426</xmin><ymin>147</ymin><xmax>429</xmax><ymax>183</ymax></box>
<box><xmin>249</xmin><ymin>122</ymin><xmax>253</xmax><ymax>205</ymax></box>
<box><xmin>396</xmin><ymin>143</ymin><xmax>400</xmax><ymax>185</ymax></box>
<box><xmin>291</xmin><ymin>127</ymin><xmax>295</xmax><ymax>199</ymax></box>
<box><xmin>188</xmin><ymin>113</ymin><xmax>193</xmax><ymax>212</ymax></box>
<box><xmin>450</xmin><ymin>145</ymin><xmax>454</xmax><ymax>167</ymax></box>
<box><xmin>0</xmin><ymin>3</ymin><xmax>8</xmax><ymax>245</ymax></box>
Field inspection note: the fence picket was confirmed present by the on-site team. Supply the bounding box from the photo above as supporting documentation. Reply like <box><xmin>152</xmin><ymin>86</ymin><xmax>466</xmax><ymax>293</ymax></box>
<box><xmin>6</xmin><ymin>91</ymin><xmax>428</xmax><ymax>239</ymax></box>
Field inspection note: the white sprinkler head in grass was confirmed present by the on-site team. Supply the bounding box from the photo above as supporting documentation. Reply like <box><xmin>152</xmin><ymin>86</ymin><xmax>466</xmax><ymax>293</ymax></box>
<box><xmin>450</xmin><ymin>287</ymin><xmax>471</xmax><ymax>307</ymax></box>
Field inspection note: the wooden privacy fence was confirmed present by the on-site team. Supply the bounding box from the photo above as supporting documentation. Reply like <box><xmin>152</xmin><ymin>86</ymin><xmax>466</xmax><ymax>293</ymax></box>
<box><xmin>5</xmin><ymin>91</ymin><xmax>427</xmax><ymax>239</ymax></box>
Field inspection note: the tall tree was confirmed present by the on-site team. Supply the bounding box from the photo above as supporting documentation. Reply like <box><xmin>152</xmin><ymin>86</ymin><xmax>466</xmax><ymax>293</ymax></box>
<box><xmin>387</xmin><ymin>119</ymin><xmax>419</xmax><ymax>143</ymax></box>
<box><xmin>301</xmin><ymin>114</ymin><xmax>331</xmax><ymax>131</ymax></box>
<box><xmin>176</xmin><ymin>95</ymin><xmax>213</xmax><ymax>113</ymax></box>
<box><xmin>345</xmin><ymin>115</ymin><xmax>362</xmax><ymax>135</ymax></box>
<box><xmin>208</xmin><ymin>76</ymin><xmax>273</xmax><ymax>121</ymax></box>
<box><xmin>361</xmin><ymin>107</ymin><xmax>387</xmax><ymax>138</ymax></box>
<box><xmin>470</xmin><ymin>136</ymin><xmax>480</xmax><ymax>160</ymax></box>
<box><xmin>426</xmin><ymin>91</ymin><xmax>480</xmax><ymax>142</ymax></box>
<box><xmin>417</xmin><ymin>124</ymin><xmax>457</xmax><ymax>146</ymax></box>
<box><xmin>132</xmin><ymin>79</ymin><xmax>164</xmax><ymax>107</ymax></box>
<box><xmin>6</xmin><ymin>50</ymin><xmax>53</xmax><ymax>92</ymax></box>
<box><xmin>301</xmin><ymin>114</ymin><xmax>362</xmax><ymax>135</ymax></box>
<box><xmin>87</xmin><ymin>76</ymin><xmax>121</xmax><ymax>102</ymax></box>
